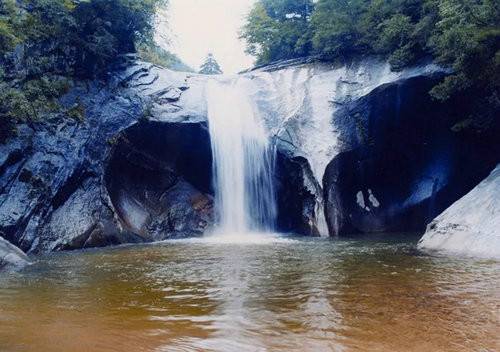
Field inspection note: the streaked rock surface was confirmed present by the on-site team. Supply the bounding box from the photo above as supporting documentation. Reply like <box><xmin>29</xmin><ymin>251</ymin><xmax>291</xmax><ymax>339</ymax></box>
<box><xmin>418</xmin><ymin>165</ymin><xmax>500</xmax><ymax>258</ymax></box>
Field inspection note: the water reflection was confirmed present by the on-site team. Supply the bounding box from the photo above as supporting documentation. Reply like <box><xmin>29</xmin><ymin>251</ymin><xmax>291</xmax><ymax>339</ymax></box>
<box><xmin>0</xmin><ymin>236</ymin><xmax>498</xmax><ymax>352</ymax></box>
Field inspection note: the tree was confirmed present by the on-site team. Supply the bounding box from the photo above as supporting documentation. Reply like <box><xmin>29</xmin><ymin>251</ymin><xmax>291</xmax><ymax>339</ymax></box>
<box><xmin>199</xmin><ymin>53</ymin><xmax>223</xmax><ymax>75</ymax></box>
<box><xmin>240</xmin><ymin>0</ymin><xmax>313</xmax><ymax>64</ymax></box>
<box><xmin>427</xmin><ymin>0</ymin><xmax>500</xmax><ymax>132</ymax></box>
<box><xmin>428</xmin><ymin>0</ymin><xmax>500</xmax><ymax>100</ymax></box>
<box><xmin>138</xmin><ymin>43</ymin><xmax>193</xmax><ymax>72</ymax></box>
<box><xmin>261</xmin><ymin>0</ymin><xmax>314</xmax><ymax>21</ymax></box>
<box><xmin>310</xmin><ymin>0</ymin><xmax>366</xmax><ymax>60</ymax></box>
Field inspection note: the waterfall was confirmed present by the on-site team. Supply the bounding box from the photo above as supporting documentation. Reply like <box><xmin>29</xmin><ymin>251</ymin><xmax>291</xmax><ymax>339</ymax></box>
<box><xmin>206</xmin><ymin>77</ymin><xmax>276</xmax><ymax>236</ymax></box>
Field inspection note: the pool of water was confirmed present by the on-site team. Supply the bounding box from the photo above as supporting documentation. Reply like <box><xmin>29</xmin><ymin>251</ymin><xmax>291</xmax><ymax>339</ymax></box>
<box><xmin>0</xmin><ymin>234</ymin><xmax>499</xmax><ymax>352</ymax></box>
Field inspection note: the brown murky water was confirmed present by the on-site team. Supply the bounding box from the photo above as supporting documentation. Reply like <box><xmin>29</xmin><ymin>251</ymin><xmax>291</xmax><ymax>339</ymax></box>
<box><xmin>0</xmin><ymin>235</ymin><xmax>499</xmax><ymax>352</ymax></box>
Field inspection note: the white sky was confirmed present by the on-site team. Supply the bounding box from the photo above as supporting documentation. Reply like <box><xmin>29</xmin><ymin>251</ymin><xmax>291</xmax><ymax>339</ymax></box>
<box><xmin>156</xmin><ymin>0</ymin><xmax>257</xmax><ymax>74</ymax></box>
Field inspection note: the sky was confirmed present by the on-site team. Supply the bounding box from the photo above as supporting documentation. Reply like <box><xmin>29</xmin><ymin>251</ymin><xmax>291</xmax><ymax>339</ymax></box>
<box><xmin>156</xmin><ymin>0</ymin><xmax>257</xmax><ymax>74</ymax></box>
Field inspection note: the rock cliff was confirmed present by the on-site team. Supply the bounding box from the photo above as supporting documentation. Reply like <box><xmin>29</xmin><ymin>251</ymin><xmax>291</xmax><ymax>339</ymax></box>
<box><xmin>0</xmin><ymin>56</ymin><xmax>212</xmax><ymax>253</ymax></box>
<box><xmin>0</xmin><ymin>56</ymin><xmax>498</xmax><ymax>255</ymax></box>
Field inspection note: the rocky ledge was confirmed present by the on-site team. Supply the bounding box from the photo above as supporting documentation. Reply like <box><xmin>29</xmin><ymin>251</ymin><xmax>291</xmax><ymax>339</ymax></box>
<box><xmin>418</xmin><ymin>165</ymin><xmax>500</xmax><ymax>258</ymax></box>
<box><xmin>245</xmin><ymin>59</ymin><xmax>499</xmax><ymax>237</ymax></box>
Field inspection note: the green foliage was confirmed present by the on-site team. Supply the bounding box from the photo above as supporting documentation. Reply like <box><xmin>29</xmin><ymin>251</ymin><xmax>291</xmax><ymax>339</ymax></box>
<box><xmin>70</xmin><ymin>0</ymin><xmax>167</xmax><ymax>76</ymax></box>
<box><xmin>429</xmin><ymin>0</ymin><xmax>500</xmax><ymax>100</ymax></box>
<box><xmin>0</xmin><ymin>72</ymin><xmax>72</xmax><ymax>141</ymax></box>
<box><xmin>137</xmin><ymin>43</ymin><xmax>193</xmax><ymax>72</ymax></box>
<box><xmin>242</xmin><ymin>0</ymin><xmax>500</xmax><ymax>130</ymax></box>
<box><xmin>240</xmin><ymin>0</ymin><xmax>313</xmax><ymax>64</ymax></box>
<box><xmin>311</xmin><ymin>0</ymin><xmax>366</xmax><ymax>60</ymax></box>
<box><xmin>0</xmin><ymin>0</ymin><xmax>23</xmax><ymax>52</ymax></box>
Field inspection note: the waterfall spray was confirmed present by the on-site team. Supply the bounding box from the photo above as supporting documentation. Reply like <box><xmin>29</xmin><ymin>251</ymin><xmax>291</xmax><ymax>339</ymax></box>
<box><xmin>206</xmin><ymin>77</ymin><xmax>276</xmax><ymax>237</ymax></box>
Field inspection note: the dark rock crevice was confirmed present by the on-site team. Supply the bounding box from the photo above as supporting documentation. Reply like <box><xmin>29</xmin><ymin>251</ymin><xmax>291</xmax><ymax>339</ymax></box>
<box><xmin>0</xmin><ymin>146</ymin><xmax>33</xmax><ymax>197</ymax></box>
<box><xmin>0</xmin><ymin>148</ymin><xmax>27</xmax><ymax>179</ymax></box>
<box><xmin>50</xmin><ymin>166</ymin><xmax>97</xmax><ymax>211</ymax></box>
<box><xmin>104</xmin><ymin>120</ymin><xmax>215</xmax><ymax>240</ymax></box>
<box><xmin>275</xmin><ymin>152</ymin><xmax>322</xmax><ymax>236</ymax></box>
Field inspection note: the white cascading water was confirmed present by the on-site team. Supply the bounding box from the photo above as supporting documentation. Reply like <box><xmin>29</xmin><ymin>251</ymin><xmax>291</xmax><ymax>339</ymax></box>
<box><xmin>206</xmin><ymin>77</ymin><xmax>276</xmax><ymax>238</ymax></box>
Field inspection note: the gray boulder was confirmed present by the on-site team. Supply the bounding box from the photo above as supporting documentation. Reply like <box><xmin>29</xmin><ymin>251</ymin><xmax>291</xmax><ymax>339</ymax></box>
<box><xmin>418</xmin><ymin>165</ymin><xmax>500</xmax><ymax>258</ymax></box>
<box><xmin>0</xmin><ymin>237</ymin><xmax>30</xmax><ymax>271</ymax></box>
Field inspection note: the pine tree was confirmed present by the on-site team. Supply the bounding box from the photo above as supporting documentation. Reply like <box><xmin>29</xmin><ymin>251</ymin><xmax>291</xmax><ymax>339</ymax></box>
<box><xmin>199</xmin><ymin>53</ymin><xmax>223</xmax><ymax>75</ymax></box>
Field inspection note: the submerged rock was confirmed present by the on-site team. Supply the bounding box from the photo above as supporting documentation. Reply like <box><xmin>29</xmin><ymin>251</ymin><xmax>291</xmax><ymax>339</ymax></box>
<box><xmin>418</xmin><ymin>165</ymin><xmax>500</xmax><ymax>258</ymax></box>
<box><xmin>0</xmin><ymin>237</ymin><xmax>30</xmax><ymax>271</ymax></box>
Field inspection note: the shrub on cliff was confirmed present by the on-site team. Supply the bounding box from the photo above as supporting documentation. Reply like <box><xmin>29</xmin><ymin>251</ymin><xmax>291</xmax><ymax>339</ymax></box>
<box><xmin>137</xmin><ymin>43</ymin><xmax>193</xmax><ymax>72</ymax></box>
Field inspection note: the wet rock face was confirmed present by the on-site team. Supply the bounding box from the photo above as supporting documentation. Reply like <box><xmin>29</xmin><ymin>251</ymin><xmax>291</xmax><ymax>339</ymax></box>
<box><xmin>0</xmin><ymin>58</ymin><xmax>210</xmax><ymax>253</ymax></box>
<box><xmin>323</xmin><ymin>76</ymin><xmax>500</xmax><ymax>236</ymax></box>
<box><xmin>0</xmin><ymin>56</ymin><xmax>320</xmax><ymax>252</ymax></box>
<box><xmin>247</xmin><ymin>58</ymin><xmax>446</xmax><ymax>236</ymax></box>
<box><xmin>105</xmin><ymin>121</ymin><xmax>214</xmax><ymax>240</ymax></box>
<box><xmin>275</xmin><ymin>152</ymin><xmax>321</xmax><ymax>236</ymax></box>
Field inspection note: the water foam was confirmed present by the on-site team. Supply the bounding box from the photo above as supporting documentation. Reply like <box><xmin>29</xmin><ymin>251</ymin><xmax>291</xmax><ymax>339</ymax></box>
<box><xmin>206</xmin><ymin>76</ymin><xmax>277</xmax><ymax>241</ymax></box>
